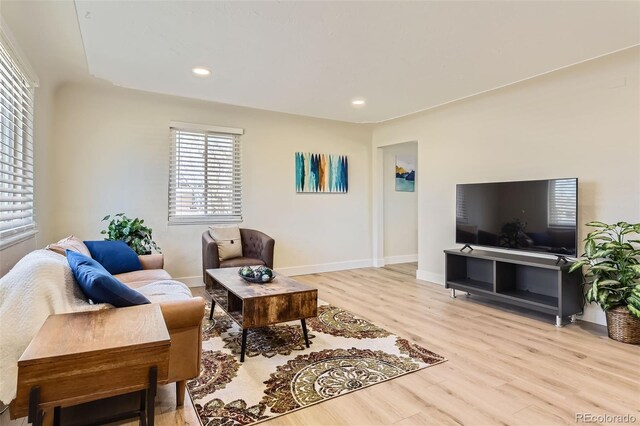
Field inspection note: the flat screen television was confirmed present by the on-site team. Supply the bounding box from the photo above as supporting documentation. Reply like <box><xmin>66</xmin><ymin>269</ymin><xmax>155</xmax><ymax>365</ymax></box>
<box><xmin>456</xmin><ymin>178</ymin><xmax>578</xmax><ymax>257</ymax></box>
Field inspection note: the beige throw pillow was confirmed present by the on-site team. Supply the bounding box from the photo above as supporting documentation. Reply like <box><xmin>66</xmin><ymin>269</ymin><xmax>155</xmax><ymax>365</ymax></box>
<box><xmin>209</xmin><ymin>225</ymin><xmax>243</xmax><ymax>261</ymax></box>
<box><xmin>46</xmin><ymin>235</ymin><xmax>92</xmax><ymax>258</ymax></box>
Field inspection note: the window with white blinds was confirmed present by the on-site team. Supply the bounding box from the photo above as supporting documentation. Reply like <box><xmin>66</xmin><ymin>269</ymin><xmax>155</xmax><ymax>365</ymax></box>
<box><xmin>169</xmin><ymin>122</ymin><xmax>243</xmax><ymax>224</ymax></box>
<box><xmin>0</xmin><ymin>38</ymin><xmax>35</xmax><ymax>245</ymax></box>
<box><xmin>548</xmin><ymin>178</ymin><xmax>577</xmax><ymax>227</ymax></box>
<box><xmin>456</xmin><ymin>185</ymin><xmax>468</xmax><ymax>223</ymax></box>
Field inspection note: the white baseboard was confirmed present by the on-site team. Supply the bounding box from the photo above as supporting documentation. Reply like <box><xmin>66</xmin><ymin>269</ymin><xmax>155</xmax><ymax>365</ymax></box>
<box><xmin>174</xmin><ymin>275</ymin><xmax>204</xmax><ymax>288</ymax></box>
<box><xmin>416</xmin><ymin>269</ymin><xmax>444</xmax><ymax>286</ymax></box>
<box><xmin>372</xmin><ymin>258</ymin><xmax>385</xmax><ymax>267</ymax></box>
<box><xmin>176</xmin><ymin>266</ymin><xmax>605</xmax><ymax>325</ymax></box>
<box><xmin>384</xmin><ymin>254</ymin><xmax>418</xmax><ymax>264</ymax></box>
<box><xmin>278</xmin><ymin>259</ymin><xmax>373</xmax><ymax>276</ymax></box>
<box><xmin>576</xmin><ymin>306</ymin><xmax>606</xmax><ymax>326</ymax></box>
<box><xmin>175</xmin><ymin>259</ymin><xmax>373</xmax><ymax>285</ymax></box>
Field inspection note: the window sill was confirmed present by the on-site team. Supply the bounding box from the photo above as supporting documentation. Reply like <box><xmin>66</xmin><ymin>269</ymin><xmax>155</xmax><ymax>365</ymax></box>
<box><xmin>0</xmin><ymin>229</ymin><xmax>39</xmax><ymax>250</ymax></box>
<box><xmin>168</xmin><ymin>218</ymin><xmax>243</xmax><ymax>226</ymax></box>
<box><xmin>168</xmin><ymin>221</ymin><xmax>243</xmax><ymax>226</ymax></box>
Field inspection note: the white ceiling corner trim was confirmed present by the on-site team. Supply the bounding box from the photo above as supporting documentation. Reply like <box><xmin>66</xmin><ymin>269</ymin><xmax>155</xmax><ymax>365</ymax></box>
<box><xmin>0</xmin><ymin>17</ymin><xmax>40</xmax><ymax>86</ymax></box>
<box><xmin>378</xmin><ymin>43</ymin><xmax>640</xmax><ymax>124</ymax></box>
<box><xmin>75</xmin><ymin>1</ymin><xmax>640</xmax><ymax>123</ymax></box>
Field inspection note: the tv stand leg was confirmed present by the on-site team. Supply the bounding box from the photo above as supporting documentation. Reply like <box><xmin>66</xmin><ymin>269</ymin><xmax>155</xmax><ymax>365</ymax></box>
<box><xmin>555</xmin><ymin>255</ymin><xmax>568</xmax><ymax>265</ymax></box>
<box><xmin>570</xmin><ymin>314</ymin><xmax>577</xmax><ymax>323</ymax></box>
<box><xmin>450</xmin><ymin>289</ymin><xmax>456</xmax><ymax>298</ymax></box>
<box><xmin>555</xmin><ymin>316</ymin><xmax>563</xmax><ymax>328</ymax></box>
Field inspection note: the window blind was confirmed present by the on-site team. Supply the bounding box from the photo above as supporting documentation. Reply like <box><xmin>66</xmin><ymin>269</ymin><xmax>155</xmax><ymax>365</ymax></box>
<box><xmin>456</xmin><ymin>185</ymin><xmax>468</xmax><ymax>223</ymax></box>
<box><xmin>169</xmin><ymin>125</ymin><xmax>242</xmax><ymax>223</ymax></box>
<box><xmin>0</xmin><ymin>38</ymin><xmax>35</xmax><ymax>244</ymax></box>
<box><xmin>548</xmin><ymin>178</ymin><xmax>577</xmax><ymax>227</ymax></box>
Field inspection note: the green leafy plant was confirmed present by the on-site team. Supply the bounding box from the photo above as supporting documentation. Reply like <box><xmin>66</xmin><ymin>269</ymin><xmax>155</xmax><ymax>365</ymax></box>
<box><xmin>100</xmin><ymin>213</ymin><xmax>161</xmax><ymax>255</ymax></box>
<box><xmin>569</xmin><ymin>221</ymin><xmax>640</xmax><ymax>318</ymax></box>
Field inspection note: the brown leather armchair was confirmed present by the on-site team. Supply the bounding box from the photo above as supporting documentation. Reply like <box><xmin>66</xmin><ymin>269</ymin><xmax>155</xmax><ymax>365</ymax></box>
<box><xmin>202</xmin><ymin>228</ymin><xmax>275</xmax><ymax>289</ymax></box>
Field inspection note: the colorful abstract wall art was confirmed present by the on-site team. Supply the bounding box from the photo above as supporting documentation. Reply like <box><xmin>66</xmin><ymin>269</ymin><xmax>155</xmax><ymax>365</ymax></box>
<box><xmin>395</xmin><ymin>155</ymin><xmax>415</xmax><ymax>192</ymax></box>
<box><xmin>295</xmin><ymin>152</ymin><xmax>348</xmax><ymax>193</ymax></box>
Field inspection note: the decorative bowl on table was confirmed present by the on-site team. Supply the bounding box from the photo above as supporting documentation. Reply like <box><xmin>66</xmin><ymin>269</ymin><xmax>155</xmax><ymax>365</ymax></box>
<box><xmin>238</xmin><ymin>265</ymin><xmax>275</xmax><ymax>284</ymax></box>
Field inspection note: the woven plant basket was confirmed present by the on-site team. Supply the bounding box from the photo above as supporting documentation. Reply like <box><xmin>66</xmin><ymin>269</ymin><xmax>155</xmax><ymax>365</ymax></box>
<box><xmin>605</xmin><ymin>306</ymin><xmax>640</xmax><ymax>344</ymax></box>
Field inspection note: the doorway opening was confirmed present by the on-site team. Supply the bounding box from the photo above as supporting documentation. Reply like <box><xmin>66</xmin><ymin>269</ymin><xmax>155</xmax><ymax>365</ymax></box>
<box><xmin>380</xmin><ymin>141</ymin><xmax>418</xmax><ymax>274</ymax></box>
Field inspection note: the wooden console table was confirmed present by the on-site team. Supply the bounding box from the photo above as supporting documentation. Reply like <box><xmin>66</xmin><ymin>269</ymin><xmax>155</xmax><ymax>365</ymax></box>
<box><xmin>11</xmin><ymin>304</ymin><xmax>170</xmax><ymax>426</ymax></box>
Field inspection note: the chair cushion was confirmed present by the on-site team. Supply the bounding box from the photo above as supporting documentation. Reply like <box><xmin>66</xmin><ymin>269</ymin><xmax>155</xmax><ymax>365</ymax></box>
<box><xmin>114</xmin><ymin>269</ymin><xmax>172</xmax><ymax>285</ymax></box>
<box><xmin>66</xmin><ymin>250</ymin><xmax>150</xmax><ymax>307</ymax></box>
<box><xmin>84</xmin><ymin>240</ymin><xmax>143</xmax><ymax>275</ymax></box>
<box><xmin>46</xmin><ymin>236</ymin><xmax>92</xmax><ymax>258</ymax></box>
<box><xmin>209</xmin><ymin>225</ymin><xmax>243</xmax><ymax>261</ymax></box>
<box><xmin>220</xmin><ymin>257</ymin><xmax>265</xmax><ymax>268</ymax></box>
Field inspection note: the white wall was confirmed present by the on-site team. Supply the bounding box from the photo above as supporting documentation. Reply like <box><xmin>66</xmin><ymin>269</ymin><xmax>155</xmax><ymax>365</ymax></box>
<box><xmin>31</xmin><ymin>79</ymin><xmax>58</xmax><ymax>249</ymax></box>
<box><xmin>50</xmin><ymin>82</ymin><xmax>372</xmax><ymax>281</ymax></box>
<box><xmin>372</xmin><ymin>47</ymin><xmax>640</xmax><ymax>325</ymax></box>
<box><xmin>383</xmin><ymin>142</ymin><xmax>417</xmax><ymax>262</ymax></box>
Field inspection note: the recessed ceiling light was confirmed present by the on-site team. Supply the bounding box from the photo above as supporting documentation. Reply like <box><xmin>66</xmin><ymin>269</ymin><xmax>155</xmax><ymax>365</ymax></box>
<box><xmin>351</xmin><ymin>98</ymin><xmax>366</xmax><ymax>106</ymax></box>
<box><xmin>192</xmin><ymin>67</ymin><xmax>211</xmax><ymax>77</ymax></box>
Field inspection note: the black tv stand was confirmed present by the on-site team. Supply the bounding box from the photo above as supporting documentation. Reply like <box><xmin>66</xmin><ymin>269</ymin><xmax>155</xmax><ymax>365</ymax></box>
<box><xmin>444</xmin><ymin>249</ymin><xmax>582</xmax><ymax>327</ymax></box>
<box><xmin>459</xmin><ymin>244</ymin><xmax>473</xmax><ymax>252</ymax></box>
<box><xmin>555</xmin><ymin>255</ymin><xmax>569</xmax><ymax>265</ymax></box>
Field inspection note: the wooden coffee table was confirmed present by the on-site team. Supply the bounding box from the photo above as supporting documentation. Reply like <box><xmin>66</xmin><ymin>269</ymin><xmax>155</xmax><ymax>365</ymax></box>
<box><xmin>206</xmin><ymin>268</ymin><xmax>318</xmax><ymax>362</ymax></box>
<box><xmin>12</xmin><ymin>304</ymin><xmax>170</xmax><ymax>426</ymax></box>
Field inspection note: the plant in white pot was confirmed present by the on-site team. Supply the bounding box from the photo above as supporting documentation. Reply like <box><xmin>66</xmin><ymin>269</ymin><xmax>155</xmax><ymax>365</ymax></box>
<box><xmin>569</xmin><ymin>221</ymin><xmax>640</xmax><ymax>344</ymax></box>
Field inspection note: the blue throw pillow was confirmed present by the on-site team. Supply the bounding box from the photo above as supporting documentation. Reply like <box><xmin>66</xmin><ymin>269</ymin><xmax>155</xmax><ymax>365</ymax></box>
<box><xmin>66</xmin><ymin>250</ymin><xmax>150</xmax><ymax>307</ymax></box>
<box><xmin>84</xmin><ymin>240</ymin><xmax>143</xmax><ymax>275</ymax></box>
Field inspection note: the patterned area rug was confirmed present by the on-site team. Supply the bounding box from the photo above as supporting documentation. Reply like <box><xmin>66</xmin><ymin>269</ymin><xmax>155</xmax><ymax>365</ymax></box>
<box><xmin>188</xmin><ymin>303</ymin><xmax>446</xmax><ymax>425</ymax></box>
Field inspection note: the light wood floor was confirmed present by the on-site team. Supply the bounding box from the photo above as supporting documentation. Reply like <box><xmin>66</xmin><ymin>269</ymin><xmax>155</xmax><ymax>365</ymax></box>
<box><xmin>3</xmin><ymin>263</ymin><xmax>639</xmax><ymax>426</ymax></box>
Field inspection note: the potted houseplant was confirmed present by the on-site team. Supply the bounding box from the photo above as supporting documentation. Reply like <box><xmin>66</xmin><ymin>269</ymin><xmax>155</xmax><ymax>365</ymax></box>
<box><xmin>569</xmin><ymin>221</ymin><xmax>640</xmax><ymax>344</ymax></box>
<box><xmin>101</xmin><ymin>213</ymin><xmax>161</xmax><ymax>255</ymax></box>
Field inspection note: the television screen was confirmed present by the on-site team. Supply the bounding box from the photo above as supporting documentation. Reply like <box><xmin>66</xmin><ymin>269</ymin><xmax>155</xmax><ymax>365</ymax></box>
<box><xmin>456</xmin><ymin>178</ymin><xmax>578</xmax><ymax>256</ymax></box>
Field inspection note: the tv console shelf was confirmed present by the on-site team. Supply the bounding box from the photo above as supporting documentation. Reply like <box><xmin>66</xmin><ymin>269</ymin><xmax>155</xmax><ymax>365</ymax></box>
<box><xmin>444</xmin><ymin>249</ymin><xmax>583</xmax><ymax>327</ymax></box>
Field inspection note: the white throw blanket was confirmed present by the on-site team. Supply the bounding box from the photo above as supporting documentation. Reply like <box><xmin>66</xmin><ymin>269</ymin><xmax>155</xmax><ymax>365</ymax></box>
<box><xmin>0</xmin><ymin>250</ymin><xmax>106</xmax><ymax>404</ymax></box>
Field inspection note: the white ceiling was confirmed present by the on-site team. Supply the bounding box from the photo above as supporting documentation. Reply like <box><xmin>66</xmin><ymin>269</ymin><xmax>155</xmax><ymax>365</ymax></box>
<box><xmin>72</xmin><ymin>1</ymin><xmax>640</xmax><ymax>123</ymax></box>
<box><xmin>1</xmin><ymin>0</ymin><xmax>88</xmax><ymax>86</ymax></box>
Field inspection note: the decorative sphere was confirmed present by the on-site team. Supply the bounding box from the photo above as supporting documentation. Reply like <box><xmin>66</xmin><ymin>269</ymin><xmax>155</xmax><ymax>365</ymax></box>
<box><xmin>261</xmin><ymin>274</ymin><xmax>271</xmax><ymax>282</ymax></box>
<box><xmin>239</xmin><ymin>266</ymin><xmax>253</xmax><ymax>277</ymax></box>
